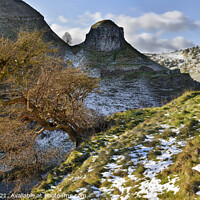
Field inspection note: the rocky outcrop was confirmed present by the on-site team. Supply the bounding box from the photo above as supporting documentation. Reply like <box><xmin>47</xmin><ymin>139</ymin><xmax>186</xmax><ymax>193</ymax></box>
<box><xmin>68</xmin><ymin>19</ymin><xmax>200</xmax><ymax>115</ymax></box>
<box><xmin>70</xmin><ymin>20</ymin><xmax>167</xmax><ymax>72</ymax></box>
<box><xmin>0</xmin><ymin>0</ymin><xmax>41</xmax><ymax>18</ymax></box>
<box><xmin>150</xmin><ymin>46</ymin><xmax>200</xmax><ymax>82</ymax></box>
<box><xmin>84</xmin><ymin>20</ymin><xmax>126</xmax><ymax>52</ymax></box>
<box><xmin>0</xmin><ymin>0</ymin><xmax>68</xmax><ymax>54</ymax></box>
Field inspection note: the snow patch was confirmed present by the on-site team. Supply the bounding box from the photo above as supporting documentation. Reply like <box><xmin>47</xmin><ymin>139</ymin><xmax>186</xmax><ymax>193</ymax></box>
<box><xmin>192</xmin><ymin>164</ymin><xmax>200</xmax><ymax>173</ymax></box>
<box><xmin>137</xmin><ymin>176</ymin><xmax>180</xmax><ymax>199</ymax></box>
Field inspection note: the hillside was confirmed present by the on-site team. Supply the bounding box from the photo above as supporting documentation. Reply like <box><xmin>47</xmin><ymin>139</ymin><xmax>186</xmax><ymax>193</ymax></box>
<box><xmin>65</xmin><ymin>20</ymin><xmax>200</xmax><ymax>115</ymax></box>
<box><xmin>31</xmin><ymin>91</ymin><xmax>200</xmax><ymax>200</ymax></box>
<box><xmin>1</xmin><ymin>3</ymin><xmax>200</xmax><ymax>199</ymax></box>
<box><xmin>1</xmin><ymin>0</ymin><xmax>199</xmax><ymax>114</ymax></box>
<box><xmin>149</xmin><ymin>46</ymin><xmax>200</xmax><ymax>82</ymax></box>
<box><xmin>0</xmin><ymin>0</ymin><xmax>69</xmax><ymax>55</ymax></box>
<box><xmin>66</xmin><ymin>20</ymin><xmax>166</xmax><ymax>73</ymax></box>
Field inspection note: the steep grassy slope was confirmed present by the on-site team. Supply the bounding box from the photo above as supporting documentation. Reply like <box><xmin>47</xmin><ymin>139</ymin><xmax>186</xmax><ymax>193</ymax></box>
<box><xmin>68</xmin><ymin>44</ymin><xmax>166</xmax><ymax>74</ymax></box>
<box><xmin>31</xmin><ymin>91</ymin><xmax>200</xmax><ymax>200</ymax></box>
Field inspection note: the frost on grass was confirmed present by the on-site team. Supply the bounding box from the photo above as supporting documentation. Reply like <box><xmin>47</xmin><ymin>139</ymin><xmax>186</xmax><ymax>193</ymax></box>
<box><xmin>127</xmin><ymin>133</ymin><xmax>185</xmax><ymax>199</ymax></box>
<box><xmin>36</xmin><ymin>130</ymin><xmax>75</xmax><ymax>154</ymax></box>
<box><xmin>85</xmin><ymin>76</ymin><xmax>161</xmax><ymax>115</ymax></box>
<box><xmin>192</xmin><ymin>164</ymin><xmax>200</xmax><ymax>195</ymax></box>
<box><xmin>42</xmin><ymin>127</ymin><xmax>189</xmax><ymax>199</ymax></box>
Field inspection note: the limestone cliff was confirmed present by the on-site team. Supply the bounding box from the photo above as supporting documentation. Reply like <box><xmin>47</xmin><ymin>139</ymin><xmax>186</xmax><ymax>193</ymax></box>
<box><xmin>0</xmin><ymin>1</ymin><xmax>199</xmax><ymax>115</ymax></box>
<box><xmin>84</xmin><ymin>20</ymin><xmax>126</xmax><ymax>52</ymax></box>
<box><xmin>67</xmin><ymin>20</ymin><xmax>200</xmax><ymax>114</ymax></box>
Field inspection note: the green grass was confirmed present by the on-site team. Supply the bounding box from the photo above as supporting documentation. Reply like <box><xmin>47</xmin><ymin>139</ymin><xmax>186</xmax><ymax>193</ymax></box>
<box><xmin>84</xmin><ymin>44</ymin><xmax>150</xmax><ymax>70</ymax></box>
<box><xmin>29</xmin><ymin>91</ymin><xmax>200</xmax><ymax>200</ymax></box>
<box><xmin>157</xmin><ymin>136</ymin><xmax>200</xmax><ymax>200</ymax></box>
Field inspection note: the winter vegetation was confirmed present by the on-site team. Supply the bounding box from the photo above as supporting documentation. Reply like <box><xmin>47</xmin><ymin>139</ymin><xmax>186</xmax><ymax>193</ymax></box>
<box><xmin>30</xmin><ymin>91</ymin><xmax>200</xmax><ymax>199</ymax></box>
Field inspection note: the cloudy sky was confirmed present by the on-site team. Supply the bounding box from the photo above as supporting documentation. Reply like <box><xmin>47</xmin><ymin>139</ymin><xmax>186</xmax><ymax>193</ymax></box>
<box><xmin>24</xmin><ymin>0</ymin><xmax>200</xmax><ymax>53</ymax></box>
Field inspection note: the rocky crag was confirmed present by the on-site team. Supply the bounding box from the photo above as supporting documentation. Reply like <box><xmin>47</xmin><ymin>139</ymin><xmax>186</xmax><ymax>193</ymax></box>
<box><xmin>84</xmin><ymin>20</ymin><xmax>127</xmax><ymax>52</ymax></box>
<box><xmin>69</xmin><ymin>20</ymin><xmax>166</xmax><ymax>73</ymax></box>
<box><xmin>0</xmin><ymin>0</ymin><xmax>69</xmax><ymax>54</ymax></box>
<box><xmin>67</xmin><ymin>20</ymin><xmax>200</xmax><ymax>114</ymax></box>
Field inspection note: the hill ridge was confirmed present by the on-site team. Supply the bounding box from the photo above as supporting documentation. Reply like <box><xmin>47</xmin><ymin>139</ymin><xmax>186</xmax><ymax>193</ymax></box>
<box><xmin>0</xmin><ymin>0</ymin><xmax>69</xmax><ymax>55</ymax></box>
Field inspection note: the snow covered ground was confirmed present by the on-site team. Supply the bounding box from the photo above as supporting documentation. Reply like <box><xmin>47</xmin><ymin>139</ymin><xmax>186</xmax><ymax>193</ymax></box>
<box><xmin>0</xmin><ymin>130</ymin><xmax>74</xmax><ymax>173</ymax></box>
<box><xmin>35</xmin><ymin>130</ymin><xmax>75</xmax><ymax>157</ymax></box>
<box><xmin>46</xmin><ymin>117</ymin><xmax>199</xmax><ymax>200</ymax></box>
<box><xmin>85</xmin><ymin>75</ymin><xmax>160</xmax><ymax>116</ymax></box>
<box><xmin>193</xmin><ymin>165</ymin><xmax>200</xmax><ymax>195</ymax></box>
<box><xmin>56</xmin><ymin>124</ymin><xmax>189</xmax><ymax>200</ymax></box>
<box><xmin>193</xmin><ymin>164</ymin><xmax>200</xmax><ymax>173</ymax></box>
<box><xmin>153</xmin><ymin>52</ymin><xmax>184</xmax><ymax>60</ymax></box>
<box><xmin>149</xmin><ymin>46</ymin><xmax>200</xmax><ymax>81</ymax></box>
<box><xmin>32</xmin><ymin>91</ymin><xmax>200</xmax><ymax>200</ymax></box>
<box><xmin>100</xmin><ymin>128</ymin><xmax>186</xmax><ymax>199</ymax></box>
<box><xmin>65</xmin><ymin>50</ymin><xmax>174</xmax><ymax>116</ymax></box>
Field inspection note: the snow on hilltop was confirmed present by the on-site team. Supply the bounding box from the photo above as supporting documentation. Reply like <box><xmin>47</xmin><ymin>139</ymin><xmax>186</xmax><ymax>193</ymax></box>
<box><xmin>149</xmin><ymin>46</ymin><xmax>200</xmax><ymax>81</ymax></box>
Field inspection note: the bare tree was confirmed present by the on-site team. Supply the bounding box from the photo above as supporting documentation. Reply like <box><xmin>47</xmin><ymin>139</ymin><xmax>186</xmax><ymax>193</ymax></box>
<box><xmin>0</xmin><ymin>109</ymin><xmax>64</xmax><ymax>192</ymax></box>
<box><xmin>0</xmin><ymin>30</ymin><xmax>100</xmax><ymax>192</ymax></box>
<box><xmin>62</xmin><ymin>32</ymin><xmax>72</xmax><ymax>44</ymax></box>
<box><xmin>0</xmin><ymin>30</ymin><xmax>100</xmax><ymax>146</ymax></box>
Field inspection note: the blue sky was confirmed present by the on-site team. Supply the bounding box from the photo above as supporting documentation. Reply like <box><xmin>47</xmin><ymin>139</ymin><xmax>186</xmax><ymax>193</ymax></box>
<box><xmin>24</xmin><ymin>0</ymin><xmax>200</xmax><ymax>53</ymax></box>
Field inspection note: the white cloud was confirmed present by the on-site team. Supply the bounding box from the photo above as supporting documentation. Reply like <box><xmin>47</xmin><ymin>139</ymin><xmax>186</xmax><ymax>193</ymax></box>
<box><xmin>76</xmin><ymin>11</ymin><xmax>103</xmax><ymax>26</ymax></box>
<box><xmin>84</xmin><ymin>11</ymin><xmax>103</xmax><ymax>22</ymax></box>
<box><xmin>171</xmin><ymin>36</ymin><xmax>195</xmax><ymax>49</ymax></box>
<box><xmin>106</xmin><ymin>10</ymin><xmax>200</xmax><ymax>33</ymax></box>
<box><xmin>132</xmin><ymin>33</ymin><xmax>194</xmax><ymax>53</ymax></box>
<box><xmin>105</xmin><ymin>10</ymin><xmax>199</xmax><ymax>52</ymax></box>
<box><xmin>51</xmin><ymin>10</ymin><xmax>200</xmax><ymax>52</ymax></box>
<box><xmin>138</xmin><ymin>11</ymin><xmax>200</xmax><ymax>32</ymax></box>
<box><xmin>58</xmin><ymin>15</ymin><xmax>69</xmax><ymax>23</ymax></box>
<box><xmin>51</xmin><ymin>24</ymin><xmax>89</xmax><ymax>44</ymax></box>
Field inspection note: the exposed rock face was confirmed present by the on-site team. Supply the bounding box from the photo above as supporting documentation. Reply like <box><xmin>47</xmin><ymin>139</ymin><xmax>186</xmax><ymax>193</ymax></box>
<box><xmin>71</xmin><ymin>20</ymin><xmax>167</xmax><ymax>72</ymax></box>
<box><xmin>0</xmin><ymin>0</ymin><xmax>40</xmax><ymax>17</ymax></box>
<box><xmin>84</xmin><ymin>20</ymin><xmax>126</xmax><ymax>52</ymax></box>
<box><xmin>0</xmin><ymin>0</ymin><xmax>68</xmax><ymax>53</ymax></box>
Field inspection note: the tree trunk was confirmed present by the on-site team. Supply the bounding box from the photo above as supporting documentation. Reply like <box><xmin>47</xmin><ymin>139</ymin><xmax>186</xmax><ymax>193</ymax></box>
<box><xmin>61</xmin><ymin>127</ymin><xmax>82</xmax><ymax>147</ymax></box>
<box><xmin>0</xmin><ymin>97</ymin><xmax>83</xmax><ymax>147</ymax></box>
